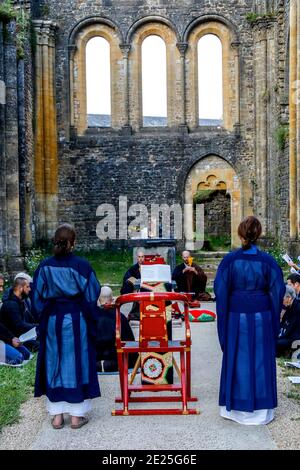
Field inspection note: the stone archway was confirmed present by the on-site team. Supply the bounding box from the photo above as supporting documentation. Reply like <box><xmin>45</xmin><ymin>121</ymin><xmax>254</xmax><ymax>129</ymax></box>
<box><xmin>185</xmin><ymin>155</ymin><xmax>242</xmax><ymax>249</ymax></box>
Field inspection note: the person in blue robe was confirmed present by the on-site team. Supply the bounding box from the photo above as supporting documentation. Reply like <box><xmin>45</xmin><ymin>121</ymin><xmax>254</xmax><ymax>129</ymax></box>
<box><xmin>214</xmin><ymin>216</ymin><xmax>285</xmax><ymax>425</ymax></box>
<box><xmin>33</xmin><ymin>224</ymin><xmax>101</xmax><ymax>429</ymax></box>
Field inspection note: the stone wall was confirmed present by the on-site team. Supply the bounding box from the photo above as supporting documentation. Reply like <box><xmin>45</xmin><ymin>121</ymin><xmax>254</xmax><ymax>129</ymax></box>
<box><xmin>201</xmin><ymin>190</ymin><xmax>231</xmax><ymax>240</ymax></box>
<box><xmin>1</xmin><ymin>0</ymin><xmax>297</xmax><ymax>263</ymax></box>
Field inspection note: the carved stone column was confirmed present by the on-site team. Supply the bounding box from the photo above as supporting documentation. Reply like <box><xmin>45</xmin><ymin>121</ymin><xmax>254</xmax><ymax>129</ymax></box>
<box><xmin>176</xmin><ymin>42</ymin><xmax>188</xmax><ymax>131</ymax></box>
<box><xmin>33</xmin><ymin>20</ymin><xmax>58</xmax><ymax>241</ymax></box>
<box><xmin>120</xmin><ymin>43</ymin><xmax>132</xmax><ymax>134</ymax></box>
<box><xmin>231</xmin><ymin>41</ymin><xmax>241</xmax><ymax>130</ymax></box>
<box><xmin>253</xmin><ymin>20</ymin><xmax>268</xmax><ymax>232</ymax></box>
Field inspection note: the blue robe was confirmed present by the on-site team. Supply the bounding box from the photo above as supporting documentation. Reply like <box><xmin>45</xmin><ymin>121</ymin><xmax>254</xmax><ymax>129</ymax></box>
<box><xmin>214</xmin><ymin>245</ymin><xmax>285</xmax><ymax>412</ymax></box>
<box><xmin>33</xmin><ymin>253</ymin><xmax>101</xmax><ymax>403</ymax></box>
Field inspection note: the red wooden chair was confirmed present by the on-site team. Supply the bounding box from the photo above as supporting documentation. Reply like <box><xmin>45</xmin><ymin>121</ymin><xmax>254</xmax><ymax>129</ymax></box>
<box><xmin>112</xmin><ymin>291</ymin><xmax>199</xmax><ymax>416</ymax></box>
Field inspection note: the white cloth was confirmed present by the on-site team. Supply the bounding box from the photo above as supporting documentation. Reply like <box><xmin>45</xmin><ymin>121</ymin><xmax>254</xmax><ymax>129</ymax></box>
<box><xmin>46</xmin><ymin>398</ymin><xmax>92</xmax><ymax>417</ymax></box>
<box><xmin>220</xmin><ymin>407</ymin><xmax>274</xmax><ymax>425</ymax></box>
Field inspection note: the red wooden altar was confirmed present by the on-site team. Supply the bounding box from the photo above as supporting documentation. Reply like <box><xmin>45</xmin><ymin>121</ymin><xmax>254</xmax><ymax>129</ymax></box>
<box><xmin>112</xmin><ymin>291</ymin><xmax>199</xmax><ymax>416</ymax></box>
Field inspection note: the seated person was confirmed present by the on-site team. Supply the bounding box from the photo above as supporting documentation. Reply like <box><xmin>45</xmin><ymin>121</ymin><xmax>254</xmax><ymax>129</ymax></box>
<box><xmin>120</xmin><ymin>250</ymin><xmax>145</xmax><ymax>294</ymax></box>
<box><xmin>288</xmin><ymin>260</ymin><xmax>300</xmax><ymax>273</ymax></box>
<box><xmin>121</xmin><ymin>250</ymin><xmax>156</xmax><ymax>320</ymax></box>
<box><xmin>96</xmin><ymin>286</ymin><xmax>137</xmax><ymax>372</ymax></box>
<box><xmin>172</xmin><ymin>250</ymin><xmax>211</xmax><ymax>302</ymax></box>
<box><xmin>287</xmin><ymin>273</ymin><xmax>300</xmax><ymax>300</ymax></box>
<box><xmin>0</xmin><ymin>277</ymin><xmax>39</xmax><ymax>352</ymax></box>
<box><xmin>0</xmin><ymin>320</ymin><xmax>31</xmax><ymax>366</ymax></box>
<box><xmin>277</xmin><ymin>285</ymin><xmax>300</xmax><ymax>357</ymax></box>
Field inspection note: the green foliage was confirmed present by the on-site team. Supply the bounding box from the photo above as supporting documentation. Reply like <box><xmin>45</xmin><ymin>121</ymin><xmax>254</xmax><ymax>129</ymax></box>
<box><xmin>16</xmin><ymin>8</ymin><xmax>30</xmax><ymax>60</ymax></box>
<box><xmin>276</xmin><ymin>125</ymin><xmax>289</xmax><ymax>152</ymax></box>
<box><xmin>40</xmin><ymin>4</ymin><xmax>50</xmax><ymax>17</ymax></box>
<box><xmin>24</xmin><ymin>248</ymin><xmax>47</xmax><ymax>276</ymax></box>
<box><xmin>203</xmin><ymin>235</ymin><xmax>231</xmax><ymax>252</ymax></box>
<box><xmin>246</xmin><ymin>12</ymin><xmax>260</xmax><ymax>23</ymax></box>
<box><xmin>0</xmin><ymin>0</ymin><xmax>15</xmax><ymax>23</ymax></box>
<box><xmin>246</xmin><ymin>11</ymin><xmax>277</xmax><ymax>24</ymax></box>
<box><xmin>193</xmin><ymin>189</ymin><xmax>218</xmax><ymax>204</ymax></box>
<box><xmin>0</xmin><ymin>355</ymin><xmax>37</xmax><ymax>430</ymax></box>
<box><xmin>264</xmin><ymin>240</ymin><xmax>286</xmax><ymax>268</ymax></box>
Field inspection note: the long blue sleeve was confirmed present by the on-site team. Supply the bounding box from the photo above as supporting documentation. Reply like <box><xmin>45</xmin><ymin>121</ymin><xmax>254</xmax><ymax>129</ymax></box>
<box><xmin>214</xmin><ymin>259</ymin><xmax>230</xmax><ymax>351</ymax></box>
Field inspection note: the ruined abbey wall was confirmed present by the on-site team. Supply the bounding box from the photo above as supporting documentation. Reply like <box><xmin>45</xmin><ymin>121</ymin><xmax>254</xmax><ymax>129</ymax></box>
<box><xmin>1</xmin><ymin>0</ymin><xmax>299</xmax><ymax>269</ymax></box>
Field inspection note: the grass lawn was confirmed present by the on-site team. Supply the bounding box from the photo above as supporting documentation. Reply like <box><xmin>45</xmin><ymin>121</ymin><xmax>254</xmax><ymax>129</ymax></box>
<box><xmin>78</xmin><ymin>249</ymin><xmax>132</xmax><ymax>296</ymax></box>
<box><xmin>0</xmin><ymin>355</ymin><xmax>37</xmax><ymax>431</ymax></box>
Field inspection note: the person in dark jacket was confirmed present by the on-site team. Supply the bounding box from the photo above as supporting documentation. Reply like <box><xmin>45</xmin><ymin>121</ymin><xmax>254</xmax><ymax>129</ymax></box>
<box><xmin>277</xmin><ymin>285</ymin><xmax>300</xmax><ymax>357</ymax></box>
<box><xmin>96</xmin><ymin>286</ymin><xmax>137</xmax><ymax>372</ymax></box>
<box><xmin>0</xmin><ymin>321</ymin><xmax>31</xmax><ymax>365</ymax></box>
<box><xmin>120</xmin><ymin>250</ymin><xmax>145</xmax><ymax>295</ymax></box>
<box><xmin>0</xmin><ymin>277</ymin><xmax>39</xmax><ymax>352</ymax></box>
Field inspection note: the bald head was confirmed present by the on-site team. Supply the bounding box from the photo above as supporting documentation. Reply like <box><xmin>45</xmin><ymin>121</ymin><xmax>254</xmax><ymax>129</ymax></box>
<box><xmin>182</xmin><ymin>251</ymin><xmax>191</xmax><ymax>264</ymax></box>
<box><xmin>137</xmin><ymin>250</ymin><xmax>145</xmax><ymax>265</ymax></box>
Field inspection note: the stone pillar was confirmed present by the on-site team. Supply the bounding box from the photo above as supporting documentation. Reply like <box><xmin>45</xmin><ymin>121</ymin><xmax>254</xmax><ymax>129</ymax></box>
<box><xmin>176</xmin><ymin>42</ymin><xmax>188</xmax><ymax>130</ymax></box>
<box><xmin>297</xmin><ymin>1</ymin><xmax>300</xmax><ymax>239</ymax></box>
<box><xmin>289</xmin><ymin>0</ymin><xmax>298</xmax><ymax>239</ymax></box>
<box><xmin>253</xmin><ymin>21</ymin><xmax>268</xmax><ymax>232</ymax></box>
<box><xmin>231</xmin><ymin>42</ymin><xmax>241</xmax><ymax>130</ymax></box>
<box><xmin>119</xmin><ymin>43</ymin><xmax>132</xmax><ymax>133</ymax></box>
<box><xmin>0</xmin><ymin>20</ymin><xmax>23</xmax><ymax>271</ymax></box>
<box><xmin>68</xmin><ymin>44</ymin><xmax>76</xmax><ymax>132</ymax></box>
<box><xmin>33</xmin><ymin>20</ymin><xmax>58</xmax><ymax>241</ymax></box>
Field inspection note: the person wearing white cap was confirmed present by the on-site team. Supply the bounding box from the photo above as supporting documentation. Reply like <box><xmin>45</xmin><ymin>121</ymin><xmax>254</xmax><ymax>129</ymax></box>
<box><xmin>14</xmin><ymin>272</ymin><xmax>33</xmax><ymax>283</ymax></box>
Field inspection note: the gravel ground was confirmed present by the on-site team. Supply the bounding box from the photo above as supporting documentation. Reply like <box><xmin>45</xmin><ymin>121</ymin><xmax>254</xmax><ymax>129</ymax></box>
<box><xmin>0</xmin><ymin>303</ymin><xmax>299</xmax><ymax>450</ymax></box>
<box><xmin>268</xmin><ymin>365</ymin><xmax>300</xmax><ymax>449</ymax></box>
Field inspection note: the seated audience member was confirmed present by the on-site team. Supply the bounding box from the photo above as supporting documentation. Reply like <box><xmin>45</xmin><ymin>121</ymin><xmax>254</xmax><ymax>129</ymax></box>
<box><xmin>288</xmin><ymin>260</ymin><xmax>300</xmax><ymax>273</ymax></box>
<box><xmin>0</xmin><ymin>277</ymin><xmax>39</xmax><ymax>352</ymax></box>
<box><xmin>14</xmin><ymin>272</ymin><xmax>37</xmax><ymax>322</ymax></box>
<box><xmin>277</xmin><ymin>285</ymin><xmax>300</xmax><ymax>357</ymax></box>
<box><xmin>96</xmin><ymin>286</ymin><xmax>137</xmax><ymax>372</ymax></box>
<box><xmin>0</xmin><ymin>320</ymin><xmax>31</xmax><ymax>366</ymax></box>
<box><xmin>172</xmin><ymin>250</ymin><xmax>211</xmax><ymax>301</ymax></box>
<box><xmin>287</xmin><ymin>273</ymin><xmax>300</xmax><ymax>300</ymax></box>
<box><xmin>120</xmin><ymin>250</ymin><xmax>145</xmax><ymax>295</ymax></box>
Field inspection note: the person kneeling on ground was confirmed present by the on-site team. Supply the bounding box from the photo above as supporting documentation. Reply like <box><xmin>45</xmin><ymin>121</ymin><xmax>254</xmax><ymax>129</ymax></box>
<box><xmin>277</xmin><ymin>285</ymin><xmax>300</xmax><ymax>357</ymax></box>
<box><xmin>96</xmin><ymin>286</ymin><xmax>137</xmax><ymax>372</ymax></box>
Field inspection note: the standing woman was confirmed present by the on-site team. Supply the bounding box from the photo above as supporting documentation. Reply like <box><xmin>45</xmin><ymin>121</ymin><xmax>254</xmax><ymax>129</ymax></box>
<box><xmin>214</xmin><ymin>216</ymin><xmax>285</xmax><ymax>425</ymax></box>
<box><xmin>33</xmin><ymin>224</ymin><xmax>101</xmax><ymax>429</ymax></box>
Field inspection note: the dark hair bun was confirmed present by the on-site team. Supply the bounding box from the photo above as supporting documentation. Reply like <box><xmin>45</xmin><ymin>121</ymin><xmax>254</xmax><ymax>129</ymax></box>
<box><xmin>238</xmin><ymin>216</ymin><xmax>262</xmax><ymax>250</ymax></box>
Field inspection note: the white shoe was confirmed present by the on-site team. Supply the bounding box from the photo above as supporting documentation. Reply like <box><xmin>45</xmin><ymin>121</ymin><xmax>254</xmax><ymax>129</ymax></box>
<box><xmin>0</xmin><ymin>361</ymin><xmax>24</xmax><ymax>367</ymax></box>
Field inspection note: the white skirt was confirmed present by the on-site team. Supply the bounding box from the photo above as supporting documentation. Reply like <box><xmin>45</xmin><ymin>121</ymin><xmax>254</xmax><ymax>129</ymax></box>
<box><xmin>220</xmin><ymin>406</ymin><xmax>274</xmax><ymax>425</ymax></box>
<box><xmin>46</xmin><ymin>398</ymin><xmax>92</xmax><ymax>417</ymax></box>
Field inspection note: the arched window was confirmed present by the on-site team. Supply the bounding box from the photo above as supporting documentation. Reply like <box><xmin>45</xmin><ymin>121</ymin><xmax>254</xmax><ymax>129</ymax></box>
<box><xmin>86</xmin><ymin>37</ymin><xmax>111</xmax><ymax>127</ymax></box>
<box><xmin>198</xmin><ymin>34</ymin><xmax>223</xmax><ymax>126</ymax></box>
<box><xmin>142</xmin><ymin>35</ymin><xmax>167</xmax><ymax>127</ymax></box>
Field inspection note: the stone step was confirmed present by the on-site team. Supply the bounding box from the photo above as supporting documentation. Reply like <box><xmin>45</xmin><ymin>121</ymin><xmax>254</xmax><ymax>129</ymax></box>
<box><xmin>192</xmin><ymin>251</ymin><xmax>229</xmax><ymax>259</ymax></box>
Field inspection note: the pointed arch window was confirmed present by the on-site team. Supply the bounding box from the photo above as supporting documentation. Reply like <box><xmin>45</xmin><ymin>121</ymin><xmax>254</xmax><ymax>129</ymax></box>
<box><xmin>86</xmin><ymin>36</ymin><xmax>111</xmax><ymax>127</ymax></box>
<box><xmin>142</xmin><ymin>35</ymin><xmax>167</xmax><ymax>127</ymax></box>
